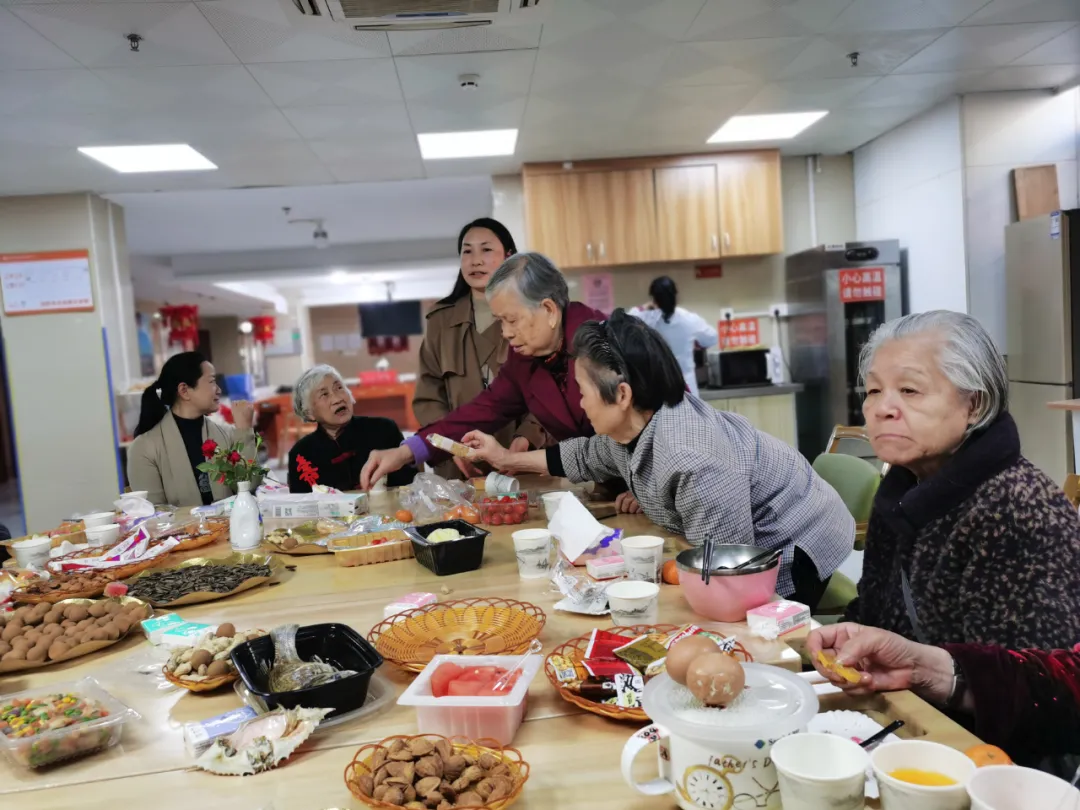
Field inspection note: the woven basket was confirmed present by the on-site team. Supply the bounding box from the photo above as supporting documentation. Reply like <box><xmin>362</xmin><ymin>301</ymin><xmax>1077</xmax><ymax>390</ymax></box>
<box><xmin>367</xmin><ymin>598</ymin><xmax>546</xmax><ymax>673</ymax></box>
<box><xmin>344</xmin><ymin>734</ymin><xmax>529</xmax><ymax>810</ymax></box>
<box><xmin>12</xmin><ymin>582</ymin><xmax>110</xmax><ymax>604</ymax></box>
<box><xmin>163</xmin><ymin>667</ymin><xmax>239</xmax><ymax>693</ymax></box>
<box><xmin>544</xmin><ymin>624</ymin><xmax>753</xmax><ymax>722</ymax></box>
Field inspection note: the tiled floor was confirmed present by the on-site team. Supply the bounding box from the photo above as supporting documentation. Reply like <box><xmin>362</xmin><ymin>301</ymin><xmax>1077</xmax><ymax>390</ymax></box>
<box><xmin>0</xmin><ymin>477</ymin><xmax>25</xmax><ymax>538</ymax></box>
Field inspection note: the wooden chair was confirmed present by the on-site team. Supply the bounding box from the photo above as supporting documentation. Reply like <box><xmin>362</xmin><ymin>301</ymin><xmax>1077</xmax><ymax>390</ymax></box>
<box><xmin>277</xmin><ymin>412</ymin><xmax>317</xmax><ymax>468</ymax></box>
<box><xmin>1064</xmin><ymin>474</ymin><xmax>1080</xmax><ymax>509</ymax></box>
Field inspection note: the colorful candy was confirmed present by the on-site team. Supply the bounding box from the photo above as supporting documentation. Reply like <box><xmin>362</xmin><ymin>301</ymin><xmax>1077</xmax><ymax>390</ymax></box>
<box><xmin>0</xmin><ymin>693</ymin><xmax>109</xmax><ymax>740</ymax></box>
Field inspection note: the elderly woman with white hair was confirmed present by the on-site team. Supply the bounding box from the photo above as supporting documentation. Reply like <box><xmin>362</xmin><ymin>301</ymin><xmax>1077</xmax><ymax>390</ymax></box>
<box><xmin>287</xmin><ymin>364</ymin><xmax>416</xmax><ymax>493</ymax></box>
<box><xmin>845</xmin><ymin>310</ymin><xmax>1080</xmax><ymax>649</ymax></box>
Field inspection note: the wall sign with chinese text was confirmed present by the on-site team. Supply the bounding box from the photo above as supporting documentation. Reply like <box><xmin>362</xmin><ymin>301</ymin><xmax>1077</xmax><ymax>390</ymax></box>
<box><xmin>718</xmin><ymin>317</ymin><xmax>761</xmax><ymax>349</ymax></box>
<box><xmin>582</xmin><ymin>273</ymin><xmax>614</xmax><ymax>315</ymax></box>
<box><xmin>839</xmin><ymin>267</ymin><xmax>885</xmax><ymax>302</ymax></box>
<box><xmin>0</xmin><ymin>250</ymin><xmax>94</xmax><ymax>316</ymax></box>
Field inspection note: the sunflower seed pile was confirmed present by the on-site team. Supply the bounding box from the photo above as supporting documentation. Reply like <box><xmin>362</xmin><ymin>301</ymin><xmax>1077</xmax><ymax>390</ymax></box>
<box><xmin>128</xmin><ymin>563</ymin><xmax>272</xmax><ymax>603</ymax></box>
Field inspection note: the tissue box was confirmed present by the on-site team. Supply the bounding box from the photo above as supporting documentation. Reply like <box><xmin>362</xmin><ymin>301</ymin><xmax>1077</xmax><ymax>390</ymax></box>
<box><xmin>183</xmin><ymin>707</ymin><xmax>258</xmax><ymax>757</ymax></box>
<box><xmin>262</xmin><ymin>494</ymin><xmax>366</xmax><ymax>519</ymax></box>
<box><xmin>141</xmin><ymin>613</ymin><xmax>215</xmax><ymax>646</ymax></box>
<box><xmin>384</xmin><ymin>592</ymin><xmax>437</xmax><ymax>620</ymax></box>
<box><xmin>746</xmin><ymin>600</ymin><xmax>810</xmax><ymax>638</ymax></box>
<box><xmin>586</xmin><ymin>555</ymin><xmax>625</xmax><ymax>580</ymax></box>
<box><xmin>560</xmin><ymin>529</ymin><xmax>623</xmax><ymax>567</ymax></box>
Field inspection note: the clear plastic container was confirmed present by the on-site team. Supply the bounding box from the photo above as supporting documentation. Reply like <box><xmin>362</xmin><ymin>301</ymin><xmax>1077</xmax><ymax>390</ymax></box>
<box><xmin>0</xmin><ymin>677</ymin><xmax>140</xmax><ymax>769</ymax></box>
<box><xmin>397</xmin><ymin>653</ymin><xmax>542</xmax><ymax>745</ymax></box>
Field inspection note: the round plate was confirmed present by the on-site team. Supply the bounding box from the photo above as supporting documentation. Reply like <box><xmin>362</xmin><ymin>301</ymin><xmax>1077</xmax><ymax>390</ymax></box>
<box><xmin>367</xmin><ymin>597</ymin><xmax>546</xmax><ymax>673</ymax></box>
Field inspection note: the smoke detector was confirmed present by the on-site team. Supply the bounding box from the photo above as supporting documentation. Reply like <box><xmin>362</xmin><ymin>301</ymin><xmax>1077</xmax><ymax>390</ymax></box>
<box><xmin>459</xmin><ymin>73</ymin><xmax>480</xmax><ymax>90</ymax></box>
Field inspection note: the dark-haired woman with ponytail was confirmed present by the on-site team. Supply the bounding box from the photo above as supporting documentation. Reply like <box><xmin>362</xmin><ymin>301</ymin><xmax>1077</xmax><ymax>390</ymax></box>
<box><xmin>127</xmin><ymin>352</ymin><xmax>256</xmax><ymax>506</ymax></box>
<box><xmin>461</xmin><ymin>309</ymin><xmax>852</xmax><ymax>610</ymax></box>
<box><xmin>413</xmin><ymin>217</ymin><xmax>546</xmax><ymax>479</ymax></box>
<box><xmin>630</xmin><ymin>276</ymin><xmax>717</xmax><ymax>396</ymax></box>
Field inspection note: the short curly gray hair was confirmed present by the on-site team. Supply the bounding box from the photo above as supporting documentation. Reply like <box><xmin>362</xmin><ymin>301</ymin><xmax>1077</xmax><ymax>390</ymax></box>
<box><xmin>858</xmin><ymin>310</ymin><xmax>1008</xmax><ymax>435</ymax></box>
<box><xmin>293</xmin><ymin>364</ymin><xmax>353</xmax><ymax>421</ymax></box>
<box><xmin>486</xmin><ymin>252</ymin><xmax>569</xmax><ymax>311</ymax></box>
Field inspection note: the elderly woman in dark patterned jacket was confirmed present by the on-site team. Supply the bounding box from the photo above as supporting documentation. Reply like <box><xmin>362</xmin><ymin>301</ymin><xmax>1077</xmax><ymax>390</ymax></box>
<box><xmin>461</xmin><ymin>308</ymin><xmax>855</xmax><ymax>611</ymax></box>
<box><xmin>844</xmin><ymin>310</ymin><xmax>1080</xmax><ymax>649</ymax></box>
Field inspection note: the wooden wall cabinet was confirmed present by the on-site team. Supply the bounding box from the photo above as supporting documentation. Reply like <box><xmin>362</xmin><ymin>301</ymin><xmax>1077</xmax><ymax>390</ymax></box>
<box><xmin>523</xmin><ymin>150</ymin><xmax>782</xmax><ymax>268</ymax></box>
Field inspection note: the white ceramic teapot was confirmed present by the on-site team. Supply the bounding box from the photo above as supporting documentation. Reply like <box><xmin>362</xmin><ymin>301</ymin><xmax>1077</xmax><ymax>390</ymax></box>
<box><xmin>621</xmin><ymin>664</ymin><xmax>818</xmax><ymax>810</ymax></box>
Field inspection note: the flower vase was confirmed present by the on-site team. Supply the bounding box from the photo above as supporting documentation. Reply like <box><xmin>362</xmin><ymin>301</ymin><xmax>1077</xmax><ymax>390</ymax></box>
<box><xmin>230</xmin><ymin>481</ymin><xmax>261</xmax><ymax>551</ymax></box>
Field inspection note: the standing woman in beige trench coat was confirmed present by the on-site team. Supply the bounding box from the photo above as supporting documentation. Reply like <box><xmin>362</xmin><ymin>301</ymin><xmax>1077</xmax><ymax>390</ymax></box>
<box><xmin>413</xmin><ymin>218</ymin><xmax>547</xmax><ymax>479</ymax></box>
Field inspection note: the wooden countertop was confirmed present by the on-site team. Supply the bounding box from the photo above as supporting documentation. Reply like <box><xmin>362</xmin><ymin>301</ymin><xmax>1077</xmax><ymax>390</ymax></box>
<box><xmin>2</xmin><ymin>489</ymin><xmax>981</xmax><ymax>806</ymax></box>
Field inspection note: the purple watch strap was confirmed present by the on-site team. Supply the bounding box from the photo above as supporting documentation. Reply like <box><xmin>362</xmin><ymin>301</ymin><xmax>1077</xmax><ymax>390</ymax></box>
<box><xmin>403</xmin><ymin>434</ymin><xmax>431</xmax><ymax>466</ymax></box>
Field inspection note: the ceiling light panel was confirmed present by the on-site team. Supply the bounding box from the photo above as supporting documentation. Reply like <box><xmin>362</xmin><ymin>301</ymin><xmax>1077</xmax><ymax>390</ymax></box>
<box><xmin>707</xmin><ymin>112</ymin><xmax>829</xmax><ymax>144</ymax></box>
<box><xmin>77</xmin><ymin>144</ymin><xmax>217</xmax><ymax>173</ymax></box>
<box><xmin>417</xmin><ymin>128</ymin><xmax>518</xmax><ymax>159</ymax></box>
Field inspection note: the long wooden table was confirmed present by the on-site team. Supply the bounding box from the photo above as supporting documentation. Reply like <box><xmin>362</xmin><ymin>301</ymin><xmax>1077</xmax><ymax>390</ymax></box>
<box><xmin>2</xmin><ymin>494</ymin><xmax>981</xmax><ymax>807</ymax></box>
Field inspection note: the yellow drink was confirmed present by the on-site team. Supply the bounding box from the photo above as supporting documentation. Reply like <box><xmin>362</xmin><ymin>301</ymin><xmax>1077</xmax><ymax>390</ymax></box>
<box><xmin>889</xmin><ymin>768</ymin><xmax>958</xmax><ymax>786</ymax></box>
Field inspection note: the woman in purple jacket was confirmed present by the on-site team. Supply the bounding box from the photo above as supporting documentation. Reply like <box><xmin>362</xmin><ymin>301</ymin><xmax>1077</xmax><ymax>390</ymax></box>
<box><xmin>360</xmin><ymin>253</ymin><xmax>605</xmax><ymax>490</ymax></box>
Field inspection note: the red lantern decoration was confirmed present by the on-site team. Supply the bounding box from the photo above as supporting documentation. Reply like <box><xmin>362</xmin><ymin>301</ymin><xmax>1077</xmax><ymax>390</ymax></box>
<box><xmin>159</xmin><ymin>304</ymin><xmax>199</xmax><ymax>350</ymax></box>
<box><xmin>250</xmin><ymin>315</ymin><xmax>276</xmax><ymax>345</ymax></box>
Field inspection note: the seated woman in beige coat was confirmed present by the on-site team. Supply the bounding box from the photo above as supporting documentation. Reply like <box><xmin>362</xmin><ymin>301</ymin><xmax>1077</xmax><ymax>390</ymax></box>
<box><xmin>127</xmin><ymin>351</ymin><xmax>255</xmax><ymax>507</ymax></box>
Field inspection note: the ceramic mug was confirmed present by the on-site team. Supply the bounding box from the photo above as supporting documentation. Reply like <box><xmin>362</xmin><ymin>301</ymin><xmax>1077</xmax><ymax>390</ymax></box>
<box><xmin>606</xmin><ymin>580</ymin><xmax>659</xmax><ymax>626</ymax></box>
<box><xmin>621</xmin><ymin>723</ymin><xmax>787</xmax><ymax>810</ymax></box>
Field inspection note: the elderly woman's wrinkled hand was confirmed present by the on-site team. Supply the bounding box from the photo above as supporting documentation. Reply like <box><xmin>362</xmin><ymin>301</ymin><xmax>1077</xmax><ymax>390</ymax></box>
<box><xmin>461</xmin><ymin>430</ymin><xmax>510</xmax><ymax>469</ymax></box>
<box><xmin>615</xmin><ymin>492</ymin><xmax>643</xmax><ymax>514</ymax></box>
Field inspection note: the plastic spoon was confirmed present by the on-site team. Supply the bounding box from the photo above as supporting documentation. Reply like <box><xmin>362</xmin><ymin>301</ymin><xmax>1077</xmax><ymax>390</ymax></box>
<box><xmin>491</xmin><ymin>639</ymin><xmax>542</xmax><ymax>692</ymax></box>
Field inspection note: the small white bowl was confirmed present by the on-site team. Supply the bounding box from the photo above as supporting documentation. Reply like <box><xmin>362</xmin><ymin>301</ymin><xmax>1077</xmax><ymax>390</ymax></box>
<box><xmin>12</xmin><ymin>535</ymin><xmax>52</xmax><ymax>569</ymax></box>
<box><xmin>85</xmin><ymin>523</ymin><xmax>121</xmax><ymax>547</ymax></box>
<box><xmin>81</xmin><ymin>511</ymin><xmax>116</xmax><ymax>529</ymax></box>
<box><xmin>968</xmin><ymin>765</ymin><xmax>1080</xmax><ymax>810</ymax></box>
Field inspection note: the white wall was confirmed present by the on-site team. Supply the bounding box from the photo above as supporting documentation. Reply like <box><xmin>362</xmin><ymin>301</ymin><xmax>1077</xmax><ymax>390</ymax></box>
<box><xmin>854</xmin><ymin>98</ymin><xmax>969</xmax><ymax>315</ymax></box>
<box><xmin>963</xmin><ymin>89</ymin><xmax>1080</xmax><ymax>347</ymax></box>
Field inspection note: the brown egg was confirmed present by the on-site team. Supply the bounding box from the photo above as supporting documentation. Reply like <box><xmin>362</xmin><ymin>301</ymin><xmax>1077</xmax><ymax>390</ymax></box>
<box><xmin>65</xmin><ymin>605</ymin><xmax>89</xmax><ymax>622</ymax></box>
<box><xmin>665</xmin><ymin>636</ymin><xmax>720</xmax><ymax>686</ymax></box>
<box><xmin>48</xmin><ymin>641</ymin><xmax>71</xmax><ymax>661</ymax></box>
<box><xmin>88</xmin><ymin>603</ymin><xmax>108</xmax><ymax>618</ymax></box>
<box><xmin>686</xmin><ymin>653</ymin><xmax>746</xmax><ymax>708</ymax></box>
<box><xmin>190</xmin><ymin>649</ymin><xmax>213</xmax><ymax>670</ymax></box>
<box><xmin>205</xmin><ymin>660</ymin><xmax>231</xmax><ymax>678</ymax></box>
<box><xmin>215</xmin><ymin>623</ymin><xmax>236</xmax><ymax>639</ymax></box>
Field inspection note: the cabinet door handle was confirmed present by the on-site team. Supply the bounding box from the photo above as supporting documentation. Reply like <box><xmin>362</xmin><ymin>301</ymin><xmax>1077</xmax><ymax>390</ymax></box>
<box><xmin>586</xmin><ymin>242</ymin><xmax>593</xmax><ymax>261</ymax></box>
<box><xmin>724</xmin><ymin>232</ymin><xmax>731</xmax><ymax>248</ymax></box>
<box><xmin>599</xmin><ymin>241</ymin><xmax>606</xmax><ymax>259</ymax></box>
<box><xmin>712</xmin><ymin>234</ymin><xmax>719</xmax><ymax>252</ymax></box>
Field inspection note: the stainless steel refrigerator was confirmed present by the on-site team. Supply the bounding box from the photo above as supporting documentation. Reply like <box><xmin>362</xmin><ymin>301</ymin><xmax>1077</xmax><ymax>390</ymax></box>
<box><xmin>1005</xmin><ymin>209</ymin><xmax>1079</xmax><ymax>483</ymax></box>
<box><xmin>783</xmin><ymin>240</ymin><xmax>907</xmax><ymax>460</ymax></box>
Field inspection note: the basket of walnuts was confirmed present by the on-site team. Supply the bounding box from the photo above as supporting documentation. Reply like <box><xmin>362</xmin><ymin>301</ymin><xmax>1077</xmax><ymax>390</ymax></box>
<box><xmin>344</xmin><ymin>734</ymin><xmax>529</xmax><ymax>810</ymax></box>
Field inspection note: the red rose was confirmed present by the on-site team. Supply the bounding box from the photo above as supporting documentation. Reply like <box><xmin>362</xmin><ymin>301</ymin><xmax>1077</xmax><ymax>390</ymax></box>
<box><xmin>218</xmin><ymin>473</ymin><xmax>227</xmax><ymax>484</ymax></box>
<box><xmin>227</xmin><ymin>451</ymin><xmax>242</xmax><ymax>464</ymax></box>
<box><xmin>201</xmin><ymin>439</ymin><xmax>218</xmax><ymax>459</ymax></box>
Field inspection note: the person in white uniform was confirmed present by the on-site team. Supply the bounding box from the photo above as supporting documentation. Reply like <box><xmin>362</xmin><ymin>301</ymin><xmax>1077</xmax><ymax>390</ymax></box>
<box><xmin>629</xmin><ymin>276</ymin><xmax>717</xmax><ymax>396</ymax></box>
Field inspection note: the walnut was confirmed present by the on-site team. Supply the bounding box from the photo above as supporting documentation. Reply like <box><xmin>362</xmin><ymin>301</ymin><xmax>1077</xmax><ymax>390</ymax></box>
<box><xmin>443</xmin><ymin>755</ymin><xmax>468</xmax><ymax>779</ymax></box>
<box><xmin>355</xmin><ymin>774</ymin><xmax>374</xmax><ymax>797</ymax></box>
<box><xmin>477</xmin><ymin>752</ymin><xmax>500</xmax><ymax>771</ymax></box>
<box><xmin>373</xmin><ymin>784</ymin><xmax>389</xmax><ymax>801</ymax></box>
<box><xmin>382</xmin><ymin>786</ymin><xmax>405</xmax><ymax>806</ymax></box>
<box><xmin>415</xmin><ymin>755</ymin><xmax>444</xmax><ymax>779</ymax></box>
<box><xmin>415</xmin><ymin>777</ymin><xmax>442</xmax><ymax>796</ymax></box>
<box><xmin>371</xmin><ymin>747</ymin><xmax>389</xmax><ymax>770</ymax></box>
<box><xmin>408</xmin><ymin>737</ymin><xmax>436</xmax><ymax>757</ymax></box>
<box><xmin>455</xmin><ymin>791</ymin><xmax>483</xmax><ymax>807</ymax></box>
<box><xmin>434</xmin><ymin>739</ymin><xmax>453</xmax><ymax>761</ymax></box>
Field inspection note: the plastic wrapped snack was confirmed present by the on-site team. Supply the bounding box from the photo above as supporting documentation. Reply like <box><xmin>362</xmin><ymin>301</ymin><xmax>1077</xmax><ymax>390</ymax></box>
<box><xmin>398</xmin><ymin>473</ymin><xmax>478</xmax><ymax>523</ymax></box>
<box><xmin>267</xmin><ymin>624</ymin><xmax>357</xmax><ymax>693</ymax></box>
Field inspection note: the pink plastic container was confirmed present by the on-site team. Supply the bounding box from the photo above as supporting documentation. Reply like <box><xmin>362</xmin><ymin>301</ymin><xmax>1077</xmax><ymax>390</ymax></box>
<box><xmin>396</xmin><ymin>654</ymin><xmax>543</xmax><ymax>745</ymax></box>
<box><xmin>676</xmin><ymin>545</ymin><xmax>780</xmax><ymax>622</ymax></box>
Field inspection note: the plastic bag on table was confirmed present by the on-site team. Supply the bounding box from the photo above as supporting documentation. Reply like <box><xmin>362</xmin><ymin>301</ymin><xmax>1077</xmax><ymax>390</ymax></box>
<box><xmin>549</xmin><ymin>558</ymin><xmax>615</xmax><ymax>615</ymax></box>
<box><xmin>398</xmin><ymin>473</ymin><xmax>477</xmax><ymax>522</ymax></box>
<box><xmin>267</xmin><ymin>624</ymin><xmax>356</xmax><ymax>692</ymax></box>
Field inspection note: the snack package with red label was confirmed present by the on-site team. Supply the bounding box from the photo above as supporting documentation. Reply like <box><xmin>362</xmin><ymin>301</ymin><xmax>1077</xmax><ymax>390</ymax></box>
<box><xmin>584</xmin><ymin>628</ymin><xmax>627</xmax><ymax>661</ymax></box>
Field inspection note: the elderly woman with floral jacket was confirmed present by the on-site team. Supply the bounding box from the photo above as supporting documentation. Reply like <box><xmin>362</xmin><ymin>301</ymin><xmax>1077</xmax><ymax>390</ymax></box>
<box><xmin>846</xmin><ymin>310</ymin><xmax>1080</xmax><ymax>649</ymax></box>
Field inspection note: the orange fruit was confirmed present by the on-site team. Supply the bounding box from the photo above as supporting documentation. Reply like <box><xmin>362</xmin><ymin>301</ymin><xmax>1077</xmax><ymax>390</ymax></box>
<box><xmin>662</xmin><ymin>559</ymin><xmax>680</xmax><ymax>585</ymax></box>
<box><xmin>394</xmin><ymin>509</ymin><xmax>414</xmax><ymax>523</ymax></box>
<box><xmin>965</xmin><ymin>744</ymin><xmax>1012</xmax><ymax>768</ymax></box>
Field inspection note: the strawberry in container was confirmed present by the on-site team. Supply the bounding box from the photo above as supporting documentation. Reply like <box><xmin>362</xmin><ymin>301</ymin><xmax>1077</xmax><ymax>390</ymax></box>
<box><xmin>475</xmin><ymin>493</ymin><xmax>529</xmax><ymax>526</ymax></box>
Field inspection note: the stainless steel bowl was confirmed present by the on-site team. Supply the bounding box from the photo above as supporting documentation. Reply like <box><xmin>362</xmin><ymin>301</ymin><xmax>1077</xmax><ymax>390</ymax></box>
<box><xmin>675</xmin><ymin>544</ymin><xmax>781</xmax><ymax>576</ymax></box>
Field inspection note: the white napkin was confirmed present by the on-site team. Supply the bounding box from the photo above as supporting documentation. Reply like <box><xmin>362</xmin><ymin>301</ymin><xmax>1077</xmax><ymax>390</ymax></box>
<box><xmin>548</xmin><ymin>492</ymin><xmax>610</xmax><ymax>564</ymax></box>
<box><xmin>115</xmin><ymin>495</ymin><xmax>154</xmax><ymax>518</ymax></box>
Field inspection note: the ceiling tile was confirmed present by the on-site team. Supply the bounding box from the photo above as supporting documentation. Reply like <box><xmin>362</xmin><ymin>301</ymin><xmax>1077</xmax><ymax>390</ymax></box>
<box><xmin>778</xmin><ymin>29</ymin><xmax>947</xmax><ymax>79</ymax></box>
<box><xmin>742</xmin><ymin>76</ymin><xmax>882</xmax><ymax>113</ymax></box>
<box><xmin>91</xmin><ymin>64</ymin><xmax>274</xmax><ymax>109</ymax></box>
<box><xmin>1012</xmin><ymin>23</ymin><xmax>1080</xmax><ymax>65</ymax></box>
<box><xmin>0</xmin><ymin>110</ymin><xmax>118</xmax><ymax>148</ymax></box>
<box><xmin>197</xmin><ymin>0</ymin><xmax>390</xmax><ymax>63</ymax></box>
<box><xmin>0</xmin><ymin>68</ymin><xmax>119</xmax><ymax>114</ymax></box>
<box><xmin>581</xmin><ymin>0</ymin><xmax>710</xmax><ymax>39</ymax></box>
<box><xmin>11</xmin><ymin>2</ymin><xmax>238</xmax><ymax>68</ymax></box>
<box><xmin>281</xmin><ymin>102</ymin><xmax>413</xmax><ymax>140</ymax></box>
<box><xmin>685</xmin><ymin>0</ymin><xmax>853</xmax><ymax>41</ymax></box>
<box><xmin>421</xmin><ymin>155</ymin><xmax>523</xmax><ymax>179</ymax></box>
<box><xmin>830</xmin><ymin>0</ymin><xmax>993</xmax><ymax>32</ymax></box>
<box><xmin>307</xmin><ymin>138</ymin><xmax>424</xmax><ymax>183</ymax></box>
<box><xmin>388</xmin><ymin>22</ymin><xmax>541</xmax><ymax>56</ymax></box>
<box><xmin>846</xmin><ymin>70</ymin><xmax>987</xmax><ymax>107</ymax></box>
<box><xmin>893</xmin><ymin>21</ymin><xmax>1076</xmax><ymax>72</ymax></box>
<box><xmin>405</xmin><ymin>96</ymin><xmax>528</xmax><ymax>133</ymax></box>
<box><xmin>661</xmin><ymin>37</ymin><xmax>811</xmax><ymax>86</ymax></box>
<box><xmin>972</xmin><ymin>62</ymin><xmax>1080</xmax><ymax>89</ymax></box>
<box><xmin>114</xmin><ymin>107</ymin><xmax>302</xmax><ymax>144</ymax></box>
<box><xmin>788</xmin><ymin>104</ymin><xmax>928</xmax><ymax>153</ymax></box>
<box><xmin>246</xmin><ymin>59</ymin><xmax>403</xmax><ymax>107</ymax></box>
<box><xmin>0</xmin><ymin>7</ymin><xmax>80</xmax><ymax>69</ymax></box>
<box><xmin>394</xmin><ymin>50</ymin><xmax>537</xmax><ymax>101</ymax></box>
<box><xmin>961</xmin><ymin>0</ymin><xmax>1080</xmax><ymax>26</ymax></box>
<box><xmin>195</xmin><ymin>140</ymin><xmax>334</xmax><ymax>187</ymax></box>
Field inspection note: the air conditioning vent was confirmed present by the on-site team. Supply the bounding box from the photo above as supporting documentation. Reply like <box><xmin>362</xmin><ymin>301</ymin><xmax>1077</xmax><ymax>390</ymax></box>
<box><xmin>286</xmin><ymin>0</ymin><xmax>545</xmax><ymax>26</ymax></box>
<box><xmin>341</xmin><ymin>0</ymin><xmax>501</xmax><ymax>16</ymax></box>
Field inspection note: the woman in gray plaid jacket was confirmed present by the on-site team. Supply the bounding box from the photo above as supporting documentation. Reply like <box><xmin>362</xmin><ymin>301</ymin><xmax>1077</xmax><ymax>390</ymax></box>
<box><xmin>463</xmin><ymin>309</ymin><xmax>854</xmax><ymax>609</ymax></box>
